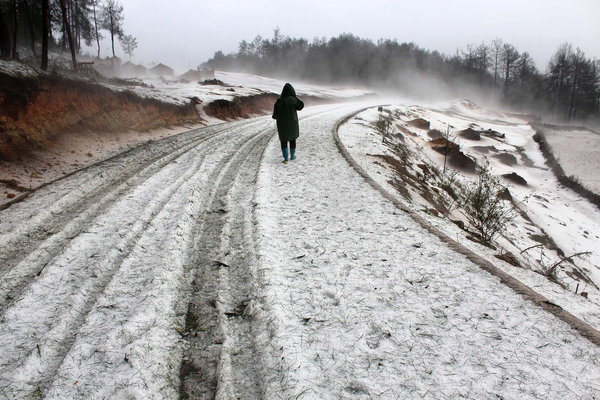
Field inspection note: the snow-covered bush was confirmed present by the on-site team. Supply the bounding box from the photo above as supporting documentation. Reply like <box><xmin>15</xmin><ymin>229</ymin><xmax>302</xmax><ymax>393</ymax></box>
<box><xmin>372</xmin><ymin>110</ymin><xmax>394</xmax><ymax>143</ymax></box>
<box><xmin>461</xmin><ymin>163</ymin><xmax>515</xmax><ymax>243</ymax></box>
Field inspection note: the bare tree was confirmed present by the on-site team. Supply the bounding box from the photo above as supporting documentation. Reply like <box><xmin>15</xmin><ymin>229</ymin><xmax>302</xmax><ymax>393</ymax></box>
<box><xmin>491</xmin><ymin>38</ymin><xmax>503</xmax><ymax>88</ymax></box>
<box><xmin>567</xmin><ymin>48</ymin><xmax>590</xmax><ymax>121</ymax></box>
<box><xmin>461</xmin><ymin>163</ymin><xmax>515</xmax><ymax>243</ymax></box>
<box><xmin>501</xmin><ymin>43</ymin><xmax>520</xmax><ymax>94</ymax></box>
<box><xmin>41</xmin><ymin>0</ymin><xmax>49</xmax><ymax>69</ymax></box>
<box><xmin>461</xmin><ymin>43</ymin><xmax>477</xmax><ymax>73</ymax></box>
<box><xmin>373</xmin><ymin>109</ymin><xmax>394</xmax><ymax>143</ymax></box>
<box><xmin>441</xmin><ymin>125</ymin><xmax>456</xmax><ymax>174</ymax></box>
<box><xmin>119</xmin><ymin>33</ymin><xmax>137</xmax><ymax>60</ymax></box>
<box><xmin>59</xmin><ymin>0</ymin><xmax>77</xmax><ymax>71</ymax></box>
<box><xmin>100</xmin><ymin>0</ymin><xmax>123</xmax><ymax>58</ymax></box>
<box><xmin>476</xmin><ymin>42</ymin><xmax>490</xmax><ymax>82</ymax></box>
<box><xmin>10</xmin><ymin>0</ymin><xmax>17</xmax><ymax>58</ymax></box>
<box><xmin>91</xmin><ymin>0</ymin><xmax>102</xmax><ymax>58</ymax></box>
<box><xmin>21</xmin><ymin>0</ymin><xmax>35</xmax><ymax>56</ymax></box>
<box><xmin>0</xmin><ymin>2</ymin><xmax>12</xmax><ymax>57</ymax></box>
<box><xmin>546</xmin><ymin>43</ymin><xmax>573</xmax><ymax>113</ymax></box>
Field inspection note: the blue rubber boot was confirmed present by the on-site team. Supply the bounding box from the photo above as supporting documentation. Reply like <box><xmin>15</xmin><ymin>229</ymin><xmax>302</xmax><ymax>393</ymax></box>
<box><xmin>290</xmin><ymin>148</ymin><xmax>296</xmax><ymax>160</ymax></box>
<box><xmin>282</xmin><ymin>148</ymin><xmax>289</xmax><ymax>163</ymax></box>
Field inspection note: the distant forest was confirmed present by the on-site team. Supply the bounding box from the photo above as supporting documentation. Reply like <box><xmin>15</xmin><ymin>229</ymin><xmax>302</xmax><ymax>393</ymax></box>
<box><xmin>205</xmin><ymin>29</ymin><xmax>600</xmax><ymax>122</ymax></box>
<box><xmin>0</xmin><ymin>0</ymin><xmax>134</xmax><ymax>70</ymax></box>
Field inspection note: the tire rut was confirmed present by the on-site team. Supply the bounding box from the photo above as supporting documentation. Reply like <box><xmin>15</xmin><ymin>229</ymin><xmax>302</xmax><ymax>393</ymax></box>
<box><xmin>0</xmin><ymin>119</ymin><xmax>271</xmax><ymax>398</ymax></box>
<box><xmin>0</xmin><ymin>105</ymin><xmax>341</xmax><ymax>398</ymax></box>
<box><xmin>0</xmin><ymin>119</ymin><xmax>265</xmax><ymax>279</ymax></box>
<box><xmin>0</xmin><ymin>120</ymin><xmax>270</xmax><ymax>315</ymax></box>
<box><xmin>180</xmin><ymin>129</ymin><xmax>272</xmax><ymax>400</ymax></box>
<box><xmin>0</xmin><ymin>129</ymin><xmax>223</xmax><ymax>315</ymax></box>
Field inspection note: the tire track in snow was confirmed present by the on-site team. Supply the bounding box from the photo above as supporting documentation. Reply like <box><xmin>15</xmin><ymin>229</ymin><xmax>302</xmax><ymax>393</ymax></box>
<box><xmin>0</xmin><ymin>118</ymin><xmax>271</xmax><ymax>398</ymax></box>
<box><xmin>0</xmin><ymin>119</ymin><xmax>264</xmax><ymax>283</ymax></box>
<box><xmin>179</xmin><ymin>129</ymin><xmax>271</xmax><ymax>399</ymax></box>
<box><xmin>0</xmin><ymin>124</ymin><xmax>233</xmax><ymax>315</ymax></box>
<box><xmin>180</xmin><ymin>105</ymin><xmax>349</xmax><ymax>399</ymax></box>
<box><xmin>43</xmin><ymin>123</ymin><xmax>274</xmax><ymax>400</ymax></box>
<box><xmin>0</xmin><ymin>138</ymin><xmax>217</xmax><ymax>394</ymax></box>
<box><xmin>0</xmin><ymin>104</ymin><xmax>359</xmax><ymax>399</ymax></box>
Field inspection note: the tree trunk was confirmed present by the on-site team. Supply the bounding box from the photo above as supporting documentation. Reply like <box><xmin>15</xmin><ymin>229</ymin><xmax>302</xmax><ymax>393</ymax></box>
<box><xmin>93</xmin><ymin>2</ymin><xmax>100</xmax><ymax>58</ymax></box>
<box><xmin>59</xmin><ymin>0</ymin><xmax>77</xmax><ymax>71</ymax></box>
<box><xmin>41</xmin><ymin>0</ymin><xmax>48</xmax><ymax>69</ymax></box>
<box><xmin>0</xmin><ymin>6</ymin><xmax>12</xmax><ymax>58</ymax></box>
<box><xmin>493</xmin><ymin>53</ymin><xmax>499</xmax><ymax>87</ymax></box>
<box><xmin>11</xmin><ymin>0</ymin><xmax>17</xmax><ymax>59</ymax></box>
<box><xmin>568</xmin><ymin>73</ymin><xmax>579</xmax><ymax>121</ymax></box>
<box><xmin>110</xmin><ymin>15</ymin><xmax>115</xmax><ymax>57</ymax></box>
<box><xmin>22</xmin><ymin>0</ymin><xmax>36</xmax><ymax>56</ymax></box>
<box><xmin>61</xmin><ymin>15</ymin><xmax>66</xmax><ymax>51</ymax></box>
<box><xmin>71</xmin><ymin>0</ymin><xmax>80</xmax><ymax>53</ymax></box>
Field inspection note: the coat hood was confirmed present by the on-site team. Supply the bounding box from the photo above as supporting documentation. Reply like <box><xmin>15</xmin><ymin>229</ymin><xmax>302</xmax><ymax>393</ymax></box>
<box><xmin>281</xmin><ymin>83</ymin><xmax>296</xmax><ymax>97</ymax></box>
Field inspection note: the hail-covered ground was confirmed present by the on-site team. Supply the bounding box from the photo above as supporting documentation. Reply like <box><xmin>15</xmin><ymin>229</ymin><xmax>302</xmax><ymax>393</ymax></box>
<box><xmin>0</xmin><ymin>68</ymin><xmax>599</xmax><ymax>398</ymax></box>
<box><xmin>103</xmin><ymin>70</ymin><xmax>373</xmax><ymax>107</ymax></box>
<box><xmin>0</xmin><ymin>60</ymin><xmax>372</xmax><ymax>205</ymax></box>
<box><xmin>339</xmin><ymin>101</ymin><xmax>600</xmax><ymax>329</ymax></box>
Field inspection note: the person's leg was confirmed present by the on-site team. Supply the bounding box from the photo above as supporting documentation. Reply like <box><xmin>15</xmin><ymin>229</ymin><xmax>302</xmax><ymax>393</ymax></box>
<box><xmin>280</xmin><ymin>139</ymin><xmax>289</xmax><ymax>163</ymax></box>
<box><xmin>290</xmin><ymin>140</ymin><xmax>296</xmax><ymax>160</ymax></box>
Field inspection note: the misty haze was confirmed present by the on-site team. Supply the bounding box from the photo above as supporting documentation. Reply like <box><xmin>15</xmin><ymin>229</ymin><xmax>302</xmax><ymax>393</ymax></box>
<box><xmin>0</xmin><ymin>1</ymin><xmax>599</xmax><ymax>399</ymax></box>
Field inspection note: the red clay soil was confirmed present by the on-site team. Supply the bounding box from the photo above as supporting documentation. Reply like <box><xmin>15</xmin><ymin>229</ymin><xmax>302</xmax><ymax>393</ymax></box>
<box><xmin>448</xmin><ymin>151</ymin><xmax>476</xmax><ymax>172</ymax></box>
<box><xmin>0</xmin><ymin>72</ymin><xmax>199</xmax><ymax>160</ymax></box>
<box><xmin>202</xmin><ymin>94</ymin><xmax>339</xmax><ymax>121</ymax></box>
<box><xmin>458</xmin><ymin>128</ymin><xmax>481</xmax><ymax>141</ymax></box>
<box><xmin>502</xmin><ymin>172</ymin><xmax>528</xmax><ymax>186</ymax></box>
<box><xmin>408</xmin><ymin>118</ymin><xmax>430</xmax><ymax>130</ymax></box>
<box><xmin>203</xmin><ymin>93</ymin><xmax>278</xmax><ymax>120</ymax></box>
<box><xmin>430</xmin><ymin>138</ymin><xmax>459</xmax><ymax>155</ymax></box>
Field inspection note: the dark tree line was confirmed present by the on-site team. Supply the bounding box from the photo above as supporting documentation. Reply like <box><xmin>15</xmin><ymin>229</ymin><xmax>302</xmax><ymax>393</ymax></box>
<box><xmin>0</xmin><ymin>0</ymin><xmax>131</xmax><ymax>70</ymax></box>
<box><xmin>206</xmin><ymin>30</ymin><xmax>599</xmax><ymax>122</ymax></box>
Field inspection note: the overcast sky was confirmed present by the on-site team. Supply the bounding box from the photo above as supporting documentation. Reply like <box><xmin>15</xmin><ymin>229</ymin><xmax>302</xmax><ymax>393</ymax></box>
<box><xmin>91</xmin><ymin>0</ymin><xmax>600</xmax><ymax>74</ymax></box>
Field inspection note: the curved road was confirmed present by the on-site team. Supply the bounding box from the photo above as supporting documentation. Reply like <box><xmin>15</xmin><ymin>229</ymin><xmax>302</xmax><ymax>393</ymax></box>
<box><xmin>0</xmin><ymin>103</ymin><xmax>599</xmax><ymax>399</ymax></box>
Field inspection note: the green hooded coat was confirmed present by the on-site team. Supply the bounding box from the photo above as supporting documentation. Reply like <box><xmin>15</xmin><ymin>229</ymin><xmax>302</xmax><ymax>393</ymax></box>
<box><xmin>272</xmin><ymin>83</ymin><xmax>304</xmax><ymax>141</ymax></box>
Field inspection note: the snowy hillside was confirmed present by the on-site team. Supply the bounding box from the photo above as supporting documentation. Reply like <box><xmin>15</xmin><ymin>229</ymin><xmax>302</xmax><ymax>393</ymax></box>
<box><xmin>339</xmin><ymin>101</ymin><xmax>600</xmax><ymax>329</ymax></box>
<box><xmin>0</xmin><ymin>61</ymin><xmax>373</xmax><ymax>206</ymax></box>
<box><xmin>101</xmin><ymin>70</ymin><xmax>374</xmax><ymax>107</ymax></box>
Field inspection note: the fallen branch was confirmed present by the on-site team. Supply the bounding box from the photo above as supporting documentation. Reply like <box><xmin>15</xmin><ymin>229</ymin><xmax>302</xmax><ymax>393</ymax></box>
<box><xmin>543</xmin><ymin>251</ymin><xmax>592</xmax><ymax>277</ymax></box>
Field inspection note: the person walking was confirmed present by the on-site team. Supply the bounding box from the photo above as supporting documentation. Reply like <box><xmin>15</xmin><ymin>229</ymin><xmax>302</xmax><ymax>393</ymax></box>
<box><xmin>272</xmin><ymin>83</ymin><xmax>304</xmax><ymax>164</ymax></box>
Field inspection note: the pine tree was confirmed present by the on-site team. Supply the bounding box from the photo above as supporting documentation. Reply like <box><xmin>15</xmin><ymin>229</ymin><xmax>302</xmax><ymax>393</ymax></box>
<box><xmin>119</xmin><ymin>33</ymin><xmax>136</xmax><ymax>60</ymax></box>
<box><xmin>100</xmin><ymin>0</ymin><xmax>123</xmax><ymax>58</ymax></box>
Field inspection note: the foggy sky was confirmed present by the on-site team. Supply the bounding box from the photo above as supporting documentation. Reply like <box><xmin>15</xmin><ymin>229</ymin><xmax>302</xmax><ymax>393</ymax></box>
<box><xmin>88</xmin><ymin>0</ymin><xmax>600</xmax><ymax>74</ymax></box>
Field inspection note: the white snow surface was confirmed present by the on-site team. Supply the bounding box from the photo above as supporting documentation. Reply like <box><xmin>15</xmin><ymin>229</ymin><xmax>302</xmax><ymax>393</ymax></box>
<box><xmin>0</xmin><ymin>59</ymin><xmax>372</xmax><ymax>108</ymax></box>
<box><xmin>540</xmin><ymin>125</ymin><xmax>600</xmax><ymax>195</ymax></box>
<box><xmin>339</xmin><ymin>102</ymin><xmax>600</xmax><ymax>328</ymax></box>
<box><xmin>101</xmin><ymin>70</ymin><xmax>373</xmax><ymax>107</ymax></box>
<box><xmin>0</xmin><ymin>100</ymin><xmax>599</xmax><ymax>399</ymax></box>
<box><xmin>0</xmin><ymin>60</ymin><xmax>41</xmax><ymax>78</ymax></box>
<box><xmin>254</xmin><ymin>104</ymin><xmax>600</xmax><ymax>399</ymax></box>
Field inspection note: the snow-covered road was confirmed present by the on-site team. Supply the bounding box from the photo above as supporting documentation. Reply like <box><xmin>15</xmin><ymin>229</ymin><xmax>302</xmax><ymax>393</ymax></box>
<box><xmin>0</xmin><ymin>113</ymin><xmax>280</xmax><ymax>398</ymax></box>
<box><xmin>0</xmin><ymin>103</ymin><xmax>599</xmax><ymax>399</ymax></box>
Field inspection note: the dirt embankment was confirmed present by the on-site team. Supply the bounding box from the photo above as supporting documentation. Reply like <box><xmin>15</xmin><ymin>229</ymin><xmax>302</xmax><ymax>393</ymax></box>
<box><xmin>202</xmin><ymin>94</ymin><xmax>339</xmax><ymax>120</ymax></box>
<box><xmin>203</xmin><ymin>93</ymin><xmax>279</xmax><ymax>120</ymax></box>
<box><xmin>0</xmin><ymin>72</ymin><xmax>200</xmax><ymax>160</ymax></box>
<box><xmin>0</xmin><ymin>69</ymin><xmax>350</xmax><ymax>159</ymax></box>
